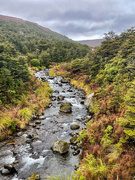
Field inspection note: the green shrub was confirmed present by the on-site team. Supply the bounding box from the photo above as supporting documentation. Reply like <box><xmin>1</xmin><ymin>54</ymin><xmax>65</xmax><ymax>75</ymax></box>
<box><xmin>31</xmin><ymin>58</ymin><xmax>40</xmax><ymax>67</ymax></box>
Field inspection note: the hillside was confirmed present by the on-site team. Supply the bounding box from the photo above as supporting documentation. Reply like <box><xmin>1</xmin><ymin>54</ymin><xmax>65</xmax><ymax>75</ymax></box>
<box><xmin>50</xmin><ymin>27</ymin><xmax>135</xmax><ymax>180</ymax></box>
<box><xmin>0</xmin><ymin>14</ymin><xmax>71</xmax><ymax>42</ymax></box>
<box><xmin>77</xmin><ymin>39</ymin><xmax>104</xmax><ymax>47</ymax></box>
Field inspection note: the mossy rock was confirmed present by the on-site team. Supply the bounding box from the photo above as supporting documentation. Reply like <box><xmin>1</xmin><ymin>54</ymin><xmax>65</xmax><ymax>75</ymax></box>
<box><xmin>28</xmin><ymin>174</ymin><xmax>40</xmax><ymax>180</ymax></box>
<box><xmin>61</xmin><ymin>78</ymin><xmax>69</xmax><ymax>83</ymax></box>
<box><xmin>60</xmin><ymin>102</ymin><xmax>72</xmax><ymax>113</ymax></box>
<box><xmin>70</xmin><ymin>137</ymin><xmax>77</xmax><ymax>145</ymax></box>
<box><xmin>52</xmin><ymin>140</ymin><xmax>69</xmax><ymax>154</ymax></box>
<box><xmin>70</xmin><ymin>124</ymin><xmax>80</xmax><ymax>130</ymax></box>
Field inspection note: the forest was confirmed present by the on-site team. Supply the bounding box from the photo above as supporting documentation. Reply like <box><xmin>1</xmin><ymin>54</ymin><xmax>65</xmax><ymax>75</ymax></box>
<box><xmin>0</xmin><ymin>17</ymin><xmax>135</xmax><ymax>180</ymax></box>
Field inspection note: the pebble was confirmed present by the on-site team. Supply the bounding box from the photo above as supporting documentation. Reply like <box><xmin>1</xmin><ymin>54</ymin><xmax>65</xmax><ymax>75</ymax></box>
<box><xmin>73</xmin><ymin>149</ymin><xmax>80</xmax><ymax>156</ymax></box>
<box><xmin>26</xmin><ymin>134</ymin><xmax>33</xmax><ymax>139</ymax></box>
<box><xmin>26</xmin><ymin>139</ymin><xmax>32</xmax><ymax>144</ymax></box>
<box><xmin>35</xmin><ymin>120</ymin><xmax>41</xmax><ymax>124</ymax></box>
<box><xmin>13</xmin><ymin>160</ymin><xmax>19</xmax><ymax>164</ymax></box>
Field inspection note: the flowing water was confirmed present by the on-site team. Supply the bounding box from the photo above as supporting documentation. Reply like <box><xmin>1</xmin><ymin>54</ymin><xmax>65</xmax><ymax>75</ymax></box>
<box><xmin>0</xmin><ymin>70</ymin><xmax>90</xmax><ymax>180</ymax></box>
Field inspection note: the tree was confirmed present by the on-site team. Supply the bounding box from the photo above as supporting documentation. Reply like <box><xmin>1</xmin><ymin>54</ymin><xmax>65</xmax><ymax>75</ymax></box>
<box><xmin>119</xmin><ymin>79</ymin><xmax>135</xmax><ymax>138</ymax></box>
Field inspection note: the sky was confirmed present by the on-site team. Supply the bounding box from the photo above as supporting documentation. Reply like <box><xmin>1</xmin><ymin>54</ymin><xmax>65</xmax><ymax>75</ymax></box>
<box><xmin>0</xmin><ymin>0</ymin><xmax>135</xmax><ymax>40</ymax></box>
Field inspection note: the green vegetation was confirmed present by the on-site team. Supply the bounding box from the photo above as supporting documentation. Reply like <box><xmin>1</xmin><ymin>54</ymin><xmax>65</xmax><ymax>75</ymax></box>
<box><xmin>0</xmin><ymin>16</ymin><xmax>135</xmax><ymax>180</ymax></box>
<box><xmin>50</xmin><ymin>27</ymin><xmax>135</xmax><ymax>180</ymax></box>
<box><xmin>0</xmin><ymin>18</ymin><xmax>89</xmax><ymax>140</ymax></box>
<box><xmin>0</xmin><ymin>18</ymin><xmax>71</xmax><ymax>43</ymax></box>
<box><xmin>0</xmin><ymin>19</ymin><xmax>90</xmax><ymax>68</ymax></box>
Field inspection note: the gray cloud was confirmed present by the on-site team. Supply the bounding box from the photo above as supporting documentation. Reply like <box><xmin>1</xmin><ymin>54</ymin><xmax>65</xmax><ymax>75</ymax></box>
<box><xmin>0</xmin><ymin>0</ymin><xmax>135</xmax><ymax>40</ymax></box>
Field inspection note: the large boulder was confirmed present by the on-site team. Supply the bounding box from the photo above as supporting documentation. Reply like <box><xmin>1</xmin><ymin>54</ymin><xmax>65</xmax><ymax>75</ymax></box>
<box><xmin>52</xmin><ymin>140</ymin><xmax>69</xmax><ymax>154</ymax></box>
<box><xmin>60</xmin><ymin>102</ymin><xmax>72</xmax><ymax>113</ymax></box>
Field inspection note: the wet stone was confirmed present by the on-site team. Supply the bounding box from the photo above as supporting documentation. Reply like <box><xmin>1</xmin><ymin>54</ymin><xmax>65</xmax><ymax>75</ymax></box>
<box><xmin>17</xmin><ymin>132</ymin><xmax>22</xmax><ymax>137</ymax></box>
<box><xmin>74</xmin><ymin>165</ymin><xmax>79</xmax><ymax>171</ymax></box>
<box><xmin>61</xmin><ymin>78</ymin><xmax>69</xmax><ymax>83</ymax></box>
<box><xmin>57</xmin><ymin>95</ymin><xmax>65</xmax><ymax>101</ymax></box>
<box><xmin>26</xmin><ymin>139</ymin><xmax>32</xmax><ymax>144</ymax></box>
<box><xmin>26</xmin><ymin>134</ymin><xmax>33</xmax><ymax>139</ymax></box>
<box><xmin>41</xmin><ymin>77</ymin><xmax>47</xmax><ymax>82</ymax></box>
<box><xmin>59</xmin><ymin>83</ymin><xmax>62</xmax><ymax>86</ymax></box>
<box><xmin>51</xmin><ymin>96</ymin><xmax>57</xmax><ymax>101</ymax></box>
<box><xmin>13</xmin><ymin>160</ymin><xmax>19</xmax><ymax>164</ymax></box>
<box><xmin>32</xmin><ymin>124</ymin><xmax>36</xmax><ymax>128</ymax></box>
<box><xmin>39</xmin><ymin>115</ymin><xmax>45</xmax><ymax>120</ymax></box>
<box><xmin>54</xmin><ymin>90</ymin><xmax>59</xmax><ymax>93</ymax></box>
<box><xmin>35</xmin><ymin>120</ymin><xmax>41</xmax><ymax>124</ymax></box>
<box><xmin>73</xmin><ymin>149</ymin><xmax>80</xmax><ymax>156</ymax></box>
<box><xmin>70</xmin><ymin>124</ymin><xmax>80</xmax><ymax>130</ymax></box>
<box><xmin>13</xmin><ymin>151</ymin><xmax>17</xmax><ymax>155</ymax></box>
<box><xmin>1</xmin><ymin>164</ymin><xmax>18</xmax><ymax>175</ymax></box>
<box><xmin>52</xmin><ymin>140</ymin><xmax>69</xmax><ymax>154</ymax></box>
<box><xmin>80</xmin><ymin>100</ymin><xmax>84</xmax><ymax>104</ymax></box>
<box><xmin>60</xmin><ymin>102</ymin><xmax>72</xmax><ymax>113</ymax></box>
<box><xmin>67</xmin><ymin>88</ymin><xmax>73</xmax><ymax>92</ymax></box>
<box><xmin>1</xmin><ymin>167</ymin><xmax>10</xmax><ymax>175</ymax></box>
<box><xmin>69</xmin><ymin>132</ymin><xmax>76</xmax><ymax>137</ymax></box>
<box><xmin>28</xmin><ymin>173</ymin><xmax>40</xmax><ymax>180</ymax></box>
<box><xmin>49</xmin><ymin>76</ymin><xmax>54</xmax><ymax>79</ymax></box>
<box><xmin>70</xmin><ymin>137</ymin><xmax>77</xmax><ymax>145</ymax></box>
<box><xmin>73</xmin><ymin>145</ymin><xmax>78</xmax><ymax>150</ymax></box>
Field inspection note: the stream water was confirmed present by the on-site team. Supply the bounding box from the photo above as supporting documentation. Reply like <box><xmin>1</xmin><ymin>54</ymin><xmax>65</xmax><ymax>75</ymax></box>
<box><xmin>0</xmin><ymin>70</ymin><xmax>90</xmax><ymax>180</ymax></box>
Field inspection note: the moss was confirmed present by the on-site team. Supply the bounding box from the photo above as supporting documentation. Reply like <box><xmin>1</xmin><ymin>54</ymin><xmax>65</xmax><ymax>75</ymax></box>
<box><xmin>60</xmin><ymin>102</ymin><xmax>72</xmax><ymax>113</ymax></box>
<box><xmin>28</xmin><ymin>174</ymin><xmax>40</xmax><ymax>180</ymax></box>
<box><xmin>70</xmin><ymin>137</ymin><xmax>77</xmax><ymax>144</ymax></box>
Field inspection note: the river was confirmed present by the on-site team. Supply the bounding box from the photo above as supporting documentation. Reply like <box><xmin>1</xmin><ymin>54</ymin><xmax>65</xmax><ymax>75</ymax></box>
<box><xmin>0</xmin><ymin>70</ymin><xmax>90</xmax><ymax>180</ymax></box>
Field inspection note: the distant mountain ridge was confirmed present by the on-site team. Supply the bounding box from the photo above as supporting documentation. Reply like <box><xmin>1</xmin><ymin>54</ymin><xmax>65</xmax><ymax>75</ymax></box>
<box><xmin>0</xmin><ymin>14</ymin><xmax>71</xmax><ymax>41</ymax></box>
<box><xmin>76</xmin><ymin>39</ymin><xmax>104</xmax><ymax>47</ymax></box>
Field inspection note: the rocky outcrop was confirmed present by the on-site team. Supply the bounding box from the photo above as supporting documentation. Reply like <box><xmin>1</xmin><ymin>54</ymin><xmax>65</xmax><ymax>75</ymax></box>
<box><xmin>52</xmin><ymin>140</ymin><xmax>69</xmax><ymax>154</ymax></box>
<box><xmin>60</xmin><ymin>102</ymin><xmax>72</xmax><ymax>113</ymax></box>
<box><xmin>84</xmin><ymin>92</ymin><xmax>94</xmax><ymax>107</ymax></box>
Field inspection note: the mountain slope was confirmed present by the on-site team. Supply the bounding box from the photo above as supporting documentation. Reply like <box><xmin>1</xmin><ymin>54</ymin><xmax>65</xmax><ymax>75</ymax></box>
<box><xmin>0</xmin><ymin>14</ymin><xmax>71</xmax><ymax>41</ymax></box>
<box><xmin>77</xmin><ymin>39</ymin><xmax>104</xmax><ymax>47</ymax></box>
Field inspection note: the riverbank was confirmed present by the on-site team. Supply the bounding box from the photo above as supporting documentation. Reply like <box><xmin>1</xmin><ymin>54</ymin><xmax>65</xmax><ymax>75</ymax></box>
<box><xmin>49</xmin><ymin>63</ymin><xmax>135</xmax><ymax>180</ymax></box>
<box><xmin>0</xmin><ymin>69</ymin><xmax>52</xmax><ymax>141</ymax></box>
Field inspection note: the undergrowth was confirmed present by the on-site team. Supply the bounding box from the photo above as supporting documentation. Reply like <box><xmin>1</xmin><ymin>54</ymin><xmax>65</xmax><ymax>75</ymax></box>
<box><xmin>0</xmin><ymin>74</ymin><xmax>52</xmax><ymax>141</ymax></box>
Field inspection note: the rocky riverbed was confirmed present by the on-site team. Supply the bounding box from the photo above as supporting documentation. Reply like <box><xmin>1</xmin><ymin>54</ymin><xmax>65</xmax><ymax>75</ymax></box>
<box><xmin>0</xmin><ymin>69</ymin><xmax>92</xmax><ymax>180</ymax></box>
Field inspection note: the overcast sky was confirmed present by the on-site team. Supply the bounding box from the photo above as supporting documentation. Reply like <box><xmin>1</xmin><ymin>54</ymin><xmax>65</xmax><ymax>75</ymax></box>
<box><xmin>0</xmin><ymin>0</ymin><xmax>135</xmax><ymax>40</ymax></box>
